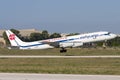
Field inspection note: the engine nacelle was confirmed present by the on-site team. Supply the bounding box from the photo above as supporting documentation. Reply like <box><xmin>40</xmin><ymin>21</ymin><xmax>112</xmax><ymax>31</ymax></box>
<box><xmin>60</xmin><ymin>42</ymin><xmax>73</xmax><ymax>48</ymax></box>
<box><xmin>72</xmin><ymin>42</ymin><xmax>83</xmax><ymax>47</ymax></box>
<box><xmin>59</xmin><ymin>42</ymin><xmax>83</xmax><ymax>48</ymax></box>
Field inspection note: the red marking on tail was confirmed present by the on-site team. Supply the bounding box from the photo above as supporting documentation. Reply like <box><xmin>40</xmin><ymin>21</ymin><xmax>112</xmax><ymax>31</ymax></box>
<box><xmin>9</xmin><ymin>34</ymin><xmax>15</xmax><ymax>40</ymax></box>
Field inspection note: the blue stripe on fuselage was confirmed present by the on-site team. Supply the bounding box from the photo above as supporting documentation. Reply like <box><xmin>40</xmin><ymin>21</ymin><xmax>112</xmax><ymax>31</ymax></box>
<box><xmin>19</xmin><ymin>43</ymin><xmax>44</xmax><ymax>48</ymax></box>
<box><xmin>56</xmin><ymin>38</ymin><xmax>79</xmax><ymax>43</ymax></box>
<box><xmin>20</xmin><ymin>38</ymin><xmax>78</xmax><ymax>48</ymax></box>
<box><xmin>19</xmin><ymin>33</ymin><xmax>110</xmax><ymax>48</ymax></box>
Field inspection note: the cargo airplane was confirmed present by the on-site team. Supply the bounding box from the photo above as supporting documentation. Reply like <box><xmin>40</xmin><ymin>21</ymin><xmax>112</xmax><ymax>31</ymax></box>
<box><xmin>6</xmin><ymin>30</ymin><xmax>117</xmax><ymax>52</ymax></box>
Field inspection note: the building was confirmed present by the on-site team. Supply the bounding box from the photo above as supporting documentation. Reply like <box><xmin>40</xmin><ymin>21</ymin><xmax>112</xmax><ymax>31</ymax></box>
<box><xmin>19</xmin><ymin>29</ymin><xmax>42</xmax><ymax>37</ymax></box>
<box><xmin>0</xmin><ymin>30</ymin><xmax>6</xmax><ymax>47</ymax></box>
<box><xmin>0</xmin><ymin>30</ymin><xmax>5</xmax><ymax>37</ymax></box>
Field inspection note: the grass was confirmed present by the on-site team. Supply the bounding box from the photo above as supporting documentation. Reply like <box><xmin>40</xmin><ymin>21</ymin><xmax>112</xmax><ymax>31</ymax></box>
<box><xmin>0</xmin><ymin>58</ymin><xmax>120</xmax><ymax>75</ymax></box>
<box><xmin>0</xmin><ymin>47</ymin><xmax>120</xmax><ymax>75</ymax></box>
<box><xmin>0</xmin><ymin>47</ymin><xmax>120</xmax><ymax>55</ymax></box>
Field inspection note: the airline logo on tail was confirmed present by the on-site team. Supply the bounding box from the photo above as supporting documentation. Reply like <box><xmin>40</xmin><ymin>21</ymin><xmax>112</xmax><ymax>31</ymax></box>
<box><xmin>9</xmin><ymin>34</ymin><xmax>15</xmax><ymax>40</ymax></box>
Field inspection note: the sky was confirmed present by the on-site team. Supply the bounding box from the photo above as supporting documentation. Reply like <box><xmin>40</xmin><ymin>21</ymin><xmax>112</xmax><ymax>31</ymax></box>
<box><xmin>0</xmin><ymin>0</ymin><xmax>120</xmax><ymax>33</ymax></box>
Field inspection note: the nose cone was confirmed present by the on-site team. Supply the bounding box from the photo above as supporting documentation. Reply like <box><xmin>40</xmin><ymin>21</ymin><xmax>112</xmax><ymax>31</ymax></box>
<box><xmin>111</xmin><ymin>34</ymin><xmax>117</xmax><ymax>38</ymax></box>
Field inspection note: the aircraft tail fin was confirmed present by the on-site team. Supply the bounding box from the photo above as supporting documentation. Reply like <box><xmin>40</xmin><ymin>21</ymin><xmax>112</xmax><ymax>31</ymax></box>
<box><xmin>5</xmin><ymin>30</ymin><xmax>24</xmax><ymax>46</ymax></box>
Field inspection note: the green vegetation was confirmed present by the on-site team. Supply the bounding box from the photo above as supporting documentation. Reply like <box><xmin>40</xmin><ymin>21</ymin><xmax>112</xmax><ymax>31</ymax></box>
<box><xmin>0</xmin><ymin>47</ymin><xmax>120</xmax><ymax>55</ymax></box>
<box><xmin>0</xmin><ymin>58</ymin><xmax>119</xmax><ymax>75</ymax></box>
<box><xmin>0</xmin><ymin>47</ymin><xmax>120</xmax><ymax>75</ymax></box>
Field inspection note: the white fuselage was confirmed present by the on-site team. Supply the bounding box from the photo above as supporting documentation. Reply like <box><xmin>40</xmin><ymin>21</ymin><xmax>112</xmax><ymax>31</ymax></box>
<box><xmin>41</xmin><ymin>31</ymin><xmax>117</xmax><ymax>48</ymax></box>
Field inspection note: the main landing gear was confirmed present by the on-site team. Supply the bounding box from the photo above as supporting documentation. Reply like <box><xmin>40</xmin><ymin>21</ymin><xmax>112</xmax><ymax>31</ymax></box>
<box><xmin>60</xmin><ymin>47</ymin><xmax>67</xmax><ymax>53</ymax></box>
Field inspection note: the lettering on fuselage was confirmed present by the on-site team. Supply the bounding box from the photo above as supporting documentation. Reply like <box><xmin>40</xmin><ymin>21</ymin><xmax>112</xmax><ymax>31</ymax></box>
<box><xmin>43</xmin><ymin>33</ymin><xmax>109</xmax><ymax>43</ymax></box>
<box><xmin>43</xmin><ymin>37</ymin><xmax>67</xmax><ymax>42</ymax></box>
<box><xmin>80</xmin><ymin>34</ymin><xmax>99</xmax><ymax>39</ymax></box>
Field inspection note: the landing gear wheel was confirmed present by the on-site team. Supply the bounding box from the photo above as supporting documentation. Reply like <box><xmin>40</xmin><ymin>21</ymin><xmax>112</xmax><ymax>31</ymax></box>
<box><xmin>60</xmin><ymin>47</ymin><xmax>67</xmax><ymax>53</ymax></box>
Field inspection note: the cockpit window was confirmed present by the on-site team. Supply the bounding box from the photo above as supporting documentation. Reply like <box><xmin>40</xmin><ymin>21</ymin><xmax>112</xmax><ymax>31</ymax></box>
<box><xmin>108</xmin><ymin>32</ymin><xmax>111</xmax><ymax>35</ymax></box>
<box><xmin>104</xmin><ymin>32</ymin><xmax>111</xmax><ymax>35</ymax></box>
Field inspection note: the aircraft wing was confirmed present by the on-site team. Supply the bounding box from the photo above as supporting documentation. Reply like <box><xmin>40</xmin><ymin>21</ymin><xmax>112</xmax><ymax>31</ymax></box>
<box><xmin>42</xmin><ymin>41</ymin><xmax>83</xmax><ymax>48</ymax></box>
<box><xmin>41</xmin><ymin>41</ymin><xmax>60</xmax><ymax>48</ymax></box>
